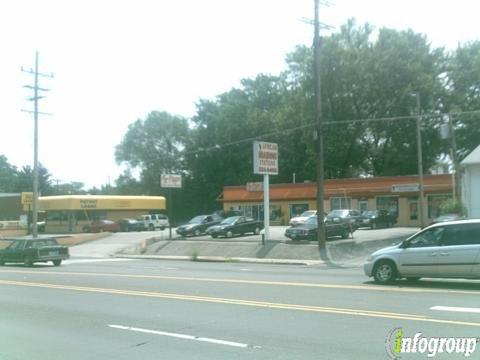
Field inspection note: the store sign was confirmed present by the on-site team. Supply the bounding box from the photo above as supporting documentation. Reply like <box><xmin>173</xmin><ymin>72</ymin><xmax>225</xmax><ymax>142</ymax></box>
<box><xmin>391</xmin><ymin>184</ymin><xmax>420</xmax><ymax>193</ymax></box>
<box><xmin>80</xmin><ymin>199</ymin><xmax>98</xmax><ymax>209</ymax></box>
<box><xmin>161</xmin><ymin>174</ymin><xmax>182</xmax><ymax>188</ymax></box>
<box><xmin>253</xmin><ymin>141</ymin><xmax>278</xmax><ymax>175</ymax></box>
<box><xmin>21</xmin><ymin>192</ymin><xmax>33</xmax><ymax>205</ymax></box>
<box><xmin>246</xmin><ymin>182</ymin><xmax>263</xmax><ymax>192</ymax></box>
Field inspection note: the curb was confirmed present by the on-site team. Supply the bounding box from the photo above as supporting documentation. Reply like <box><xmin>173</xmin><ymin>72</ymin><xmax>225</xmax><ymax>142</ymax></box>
<box><xmin>114</xmin><ymin>254</ymin><xmax>325</xmax><ymax>266</ymax></box>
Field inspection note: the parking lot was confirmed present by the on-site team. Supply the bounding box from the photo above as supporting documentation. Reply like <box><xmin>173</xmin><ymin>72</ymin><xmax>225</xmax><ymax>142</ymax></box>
<box><xmin>169</xmin><ymin>225</ymin><xmax>419</xmax><ymax>245</ymax></box>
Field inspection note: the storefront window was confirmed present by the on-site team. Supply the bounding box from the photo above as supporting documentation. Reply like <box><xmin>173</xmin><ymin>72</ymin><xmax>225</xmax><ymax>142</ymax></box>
<box><xmin>428</xmin><ymin>195</ymin><xmax>452</xmax><ymax>219</ymax></box>
<box><xmin>330</xmin><ymin>197</ymin><xmax>351</xmax><ymax>210</ymax></box>
<box><xmin>376</xmin><ymin>196</ymin><xmax>399</xmax><ymax>217</ymax></box>
<box><xmin>409</xmin><ymin>199</ymin><xmax>418</xmax><ymax>220</ymax></box>
<box><xmin>289</xmin><ymin>204</ymin><xmax>309</xmax><ymax>218</ymax></box>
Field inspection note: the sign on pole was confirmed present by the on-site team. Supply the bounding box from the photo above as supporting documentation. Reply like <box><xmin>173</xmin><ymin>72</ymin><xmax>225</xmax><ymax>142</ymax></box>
<box><xmin>161</xmin><ymin>174</ymin><xmax>182</xmax><ymax>188</ymax></box>
<box><xmin>253</xmin><ymin>141</ymin><xmax>278</xmax><ymax>244</ymax></box>
<box><xmin>253</xmin><ymin>141</ymin><xmax>278</xmax><ymax>175</ymax></box>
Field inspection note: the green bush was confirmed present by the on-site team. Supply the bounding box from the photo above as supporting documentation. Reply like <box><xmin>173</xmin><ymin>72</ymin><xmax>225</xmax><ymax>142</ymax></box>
<box><xmin>439</xmin><ymin>199</ymin><xmax>467</xmax><ymax>216</ymax></box>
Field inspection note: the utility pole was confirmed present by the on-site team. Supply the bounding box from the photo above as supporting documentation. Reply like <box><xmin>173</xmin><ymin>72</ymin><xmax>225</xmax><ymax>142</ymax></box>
<box><xmin>21</xmin><ymin>51</ymin><xmax>53</xmax><ymax>238</ymax></box>
<box><xmin>415</xmin><ymin>94</ymin><xmax>425</xmax><ymax>228</ymax></box>
<box><xmin>448</xmin><ymin>114</ymin><xmax>460</xmax><ymax>203</ymax></box>
<box><xmin>313</xmin><ymin>0</ymin><xmax>327</xmax><ymax>257</ymax></box>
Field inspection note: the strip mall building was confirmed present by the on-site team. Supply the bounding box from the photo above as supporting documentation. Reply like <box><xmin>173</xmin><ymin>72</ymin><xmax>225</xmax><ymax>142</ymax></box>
<box><xmin>218</xmin><ymin>174</ymin><xmax>453</xmax><ymax>227</ymax></box>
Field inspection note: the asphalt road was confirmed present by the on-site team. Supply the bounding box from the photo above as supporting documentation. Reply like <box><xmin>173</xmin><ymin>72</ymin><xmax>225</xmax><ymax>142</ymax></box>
<box><xmin>1</xmin><ymin>257</ymin><xmax>480</xmax><ymax>360</ymax></box>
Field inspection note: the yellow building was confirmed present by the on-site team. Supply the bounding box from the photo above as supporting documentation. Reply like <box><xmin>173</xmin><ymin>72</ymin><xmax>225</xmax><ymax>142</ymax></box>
<box><xmin>39</xmin><ymin>195</ymin><xmax>166</xmax><ymax>233</ymax></box>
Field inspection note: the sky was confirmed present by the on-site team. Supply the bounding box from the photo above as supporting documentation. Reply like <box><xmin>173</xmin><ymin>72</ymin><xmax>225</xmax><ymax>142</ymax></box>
<box><xmin>0</xmin><ymin>0</ymin><xmax>478</xmax><ymax>189</ymax></box>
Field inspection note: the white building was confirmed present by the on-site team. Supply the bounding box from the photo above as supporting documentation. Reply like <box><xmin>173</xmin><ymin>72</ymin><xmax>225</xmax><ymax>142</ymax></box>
<box><xmin>461</xmin><ymin>145</ymin><xmax>480</xmax><ymax>218</ymax></box>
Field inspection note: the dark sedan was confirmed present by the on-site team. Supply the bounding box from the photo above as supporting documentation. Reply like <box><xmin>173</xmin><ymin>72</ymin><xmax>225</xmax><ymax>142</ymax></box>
<box><xmin>82</xmin><ymin>219</ymin><xmax>120</xmax><ymax>233</ymax></box>
<box><xmin>117</xmin><ymin>218</ymin><xmax>145</xmax><ymax>232</ymax></box>
<box><xmin>285</xmin><ymin>216</ymin><xmax>352</xmax><ymax>241</ymax></box>
<box><xmin>0</xmin><ymin>237</ymin><xmax>69</xmax><ymax>267</ymax></box>
<box><xmin>206</xmin><ymin>216</ymin><xmax>263</xmax><ymax>238</ymax></box>
<box><xmin>176</xmin><ymin>215</ymin><xmax>222</xmax><ymax>237</ymax></box>
<box><xmin>360</xmin><ymin>209</ymin><xmax>397</xmax><ymax>229</ymax></box>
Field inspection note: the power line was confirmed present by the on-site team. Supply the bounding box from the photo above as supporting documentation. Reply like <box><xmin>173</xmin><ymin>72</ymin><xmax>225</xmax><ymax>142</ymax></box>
<box><xmin>183</xmin><ymin>109</ymin><xmax>480</xmax><ymax>157</ymax></box>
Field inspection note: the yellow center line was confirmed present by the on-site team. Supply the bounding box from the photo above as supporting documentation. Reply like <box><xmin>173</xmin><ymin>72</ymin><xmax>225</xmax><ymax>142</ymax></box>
<box><xmin>1</xmin><ymin>269</ymin><xmax>479</xmax><ymax>295</ymax></box>
<box><xmin>1</xmin><ymin>279</ymin><xmax>479</xmax><ymax>327</ymax></box>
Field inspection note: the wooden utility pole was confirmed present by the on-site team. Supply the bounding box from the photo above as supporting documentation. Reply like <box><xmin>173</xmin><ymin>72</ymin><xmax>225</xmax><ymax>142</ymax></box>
<box><xmin>21</xmin><ymin>51</ymin><xmax>53</xmax><ymax>238</ymax></box>
<box><xmin>313</xmin><ymin>0</ymin><xmax>327</xmax><ymax>256</ymax></box>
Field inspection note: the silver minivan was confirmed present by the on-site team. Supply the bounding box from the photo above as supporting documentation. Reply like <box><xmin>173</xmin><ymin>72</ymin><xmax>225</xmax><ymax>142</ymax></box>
<box><xmin>364</xmin><ymin>219</ymin><xmax>480</xmax><ymax>283</ymax></box>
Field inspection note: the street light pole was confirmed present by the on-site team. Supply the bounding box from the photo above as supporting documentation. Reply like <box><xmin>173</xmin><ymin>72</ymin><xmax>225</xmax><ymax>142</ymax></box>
<box><xmin>416</xmin><ymin>94</ymin><xmax>426</xmax><ymax>228</ymax></box>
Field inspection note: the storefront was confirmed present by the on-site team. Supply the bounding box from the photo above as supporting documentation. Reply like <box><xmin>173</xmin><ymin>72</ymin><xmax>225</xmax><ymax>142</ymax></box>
<box><xmin>39</xmin><ymin>195</ymin><xmax>166</xmax><ymax>233</ymax></box>
<box><xmin>218</xmin><ymin>175</ymin><xmax>453</xmax><ymax>227</ymax></box>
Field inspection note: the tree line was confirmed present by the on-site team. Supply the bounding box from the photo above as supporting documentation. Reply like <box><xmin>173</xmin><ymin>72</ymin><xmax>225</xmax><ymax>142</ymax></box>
<box><xmin>3</xmin><ymin>20</ymin><xmax>479</xmax><ymax>222</ymax></box>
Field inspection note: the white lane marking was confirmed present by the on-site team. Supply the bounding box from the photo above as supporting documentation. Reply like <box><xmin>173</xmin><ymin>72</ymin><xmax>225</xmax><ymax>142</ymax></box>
<box><xmin>239</xmin><ymin>268</ymin><xmax>252</xmax><ymax>272</ymax></box>
<box><xmin>63</xmin><ymin>259</ymin><xmax>136</xmax><ymax>265</ymax></box>
<box><xmin>431</xmin><ymin>306</ymin><xmax>480</xmax><ymax>314</ymax></box>
<box><xmin>108</xmin><ymin>324</ymin><xmax>255</xmax><ymax>349</ymax></box>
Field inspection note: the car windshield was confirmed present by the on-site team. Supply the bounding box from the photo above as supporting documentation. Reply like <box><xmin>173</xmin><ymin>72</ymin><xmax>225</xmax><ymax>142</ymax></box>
<box><xmin>189</xmin><ymin>216</ymin><xmax>206</xmax><ymax>224</ymax></box>
<box><xmin>305</xmin><ymin>216</ymin><xmax>318</xmax><ymax>225</ymax></box>
<box><xmin>220</xmin><ymin>217</ymin><xmax>240</xmax><ymax>225</ymax></box>
<box><xmin>329</xmin><ymin>210</ymin><xmax>348</xmax><ymax>218</ymax></box>
<box><xmin>363</xmin><ymin>210</ymin><xmax>377</xmax><ymax>216</ymax></box>
<box><xmin>300</xmin><ymin>210</ymin><xmax>316</xmax><ymax>217</ymax></box>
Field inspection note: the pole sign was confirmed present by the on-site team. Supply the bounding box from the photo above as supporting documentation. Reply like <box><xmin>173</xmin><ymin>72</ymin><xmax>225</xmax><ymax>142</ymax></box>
<box><xmin>161</xmin><ymin>174</ymin><xmax>182</xmax><ymax>188</ymax></box>
<box><xmin>253</xmin><ymin>141</ymin><xmax>278</xmax><ymax>175</ymax></box>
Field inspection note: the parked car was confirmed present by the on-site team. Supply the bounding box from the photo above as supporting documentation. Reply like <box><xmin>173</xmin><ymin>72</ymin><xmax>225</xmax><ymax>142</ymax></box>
<box><xmin>0</xmin><ymin>237</ymin><xmax>69</xmax><ymax>267</ymax></box>
<box><xmin>117</xmin><ymin>218</ymin><xmax>145</xmax><ymax>232</ymax></box>
<box><xmin>139</xmin><ymin>214</ymin><xmax>169</xmax><ymax>231</ymax></box>
<box><xmin>364</xmin><ymin>219</ymin><xmax>480</xmax><ymax>283</ymax></box>
<box><xmin>285</xmin><ymin>216</ymin><xmax>352</xmax><ymax>241</ymax></box>
<box><xmin>327</xmin><ymin>209</ymin><xmax>363</xmax><ymax>229</ymax></box>
<box><xmin>176</xmin><ymin>214</ymin><xmax>222</xmax><ymax>237</ymax></box>
<box><xmin>83</xmin><ymin>219</ymin><xmax>120</xmax><ymax>233</ymax></box>
<box><xmin>289</xmin><ymin>210</ymin><xmax>317</xmax><ymax>226</ymax></box>
<box><xmin>206</xmin><ymin>216</ymin><xmax>263</xmax><ymax>238</ymax></box>
<box><xmin>361</xmin><ymin>209</ymin><xmax>397</xmax><ymax>229</ymax></box>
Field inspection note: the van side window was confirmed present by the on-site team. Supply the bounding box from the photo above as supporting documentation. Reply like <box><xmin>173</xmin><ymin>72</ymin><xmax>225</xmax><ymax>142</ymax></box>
<box><xmin>442</xmin><ymin>224</ymin><xmax>480</xmax><ymax>246</ymax></box>
<box><xmin>409</xmin><ymin>227</ymin><xmax>444</xmax><ymax>248</ymax></box>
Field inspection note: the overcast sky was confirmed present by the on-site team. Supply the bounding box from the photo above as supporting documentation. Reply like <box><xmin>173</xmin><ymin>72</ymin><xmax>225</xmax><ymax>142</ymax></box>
<box><xmin>0</xmin><ymin>0</ymin><xmax>478</xmax><ymax>189</ymax></box>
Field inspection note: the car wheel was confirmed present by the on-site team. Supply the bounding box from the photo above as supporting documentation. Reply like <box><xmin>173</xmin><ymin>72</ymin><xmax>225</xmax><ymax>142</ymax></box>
<box><xmin>148</xmin><ymin>224</ymin><xmax>155</xmax><ymax>231</ymax></box>
<box><xmin>24</xmin><ymin>256</ymin><xmax>33</xmax><ymax>267</ymax></box>
<box><xmin>341</xmin><ymin>229</ymin><xmax>349</xmax><ymax>239</ymax></box>
<box><xmin>254</xmin><ymin>227</ymin><xmax>260</xmax><ymax>235</ymax></box>
<box><xmin>0</xmin><ymin>257</ymin><xmax>4</xmax><ymax>266</ymax></box>
<box><xmin>226</xmin><ymin>231</ymin><xmax>233</xmax><ymax>238</ymax></box>
<box><xmin>82</xmin><ymin>226</ymin><xmax>89</xmax><ymax>233</ymax></box>
<box><xmin>373</xmin><ymin>260</ymin><xmax>397</xmax><ymax>284</ymax></box>
<box><xmin>160</xmin><ymin>227</ymin><xmax>166</xmax><ymax>231</ymax></box>
<box><xmin>52</xmin><ymin>259</ymin><xmax>62</xmax><ymax>266</ymax></box>
<box><xmin>194</xmin><ymin>229</ymin><xmax>201</xmax><ymax>237</ymax></box>
<box><xmin>211</xmin><ymin>234</ymin><xmax>218</xmax><ymax>238</ymax></box>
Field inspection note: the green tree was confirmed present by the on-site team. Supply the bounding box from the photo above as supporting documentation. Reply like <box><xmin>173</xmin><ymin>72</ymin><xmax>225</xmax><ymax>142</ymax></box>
<box><xmin>446</xmin><ymin>41</ymin><xmax>480</xmax><ymax>159</ymax></box>
<box><xmin>13</xmin><ymin>164</ymin><xmax>54</xmax><ymax>195</ymax></box>
<box><xmin>115</xmin><ymin>111</ymin><xmax>189</xmax><ymax>194</ymax></box>
<box><xmin>0</xmin><ymin>155</ymin><xmax>18</xmax><ymax>192</ymax></box>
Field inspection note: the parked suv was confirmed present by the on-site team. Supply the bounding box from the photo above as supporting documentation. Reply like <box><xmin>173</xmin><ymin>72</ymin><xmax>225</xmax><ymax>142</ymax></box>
<box><xmin>364</xmin><ymin>219</ymin><xmax>480</xmax><ymax>283</ymax></box>
<box><xmin>327</xmin><ymin>209</ymin><xmax>363</xmax><ymax>230</ymax></box>
<box><xmin>139</xmin><ymin>214</ymin><xmax>169</xmax><ymax>231</ymax></box>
